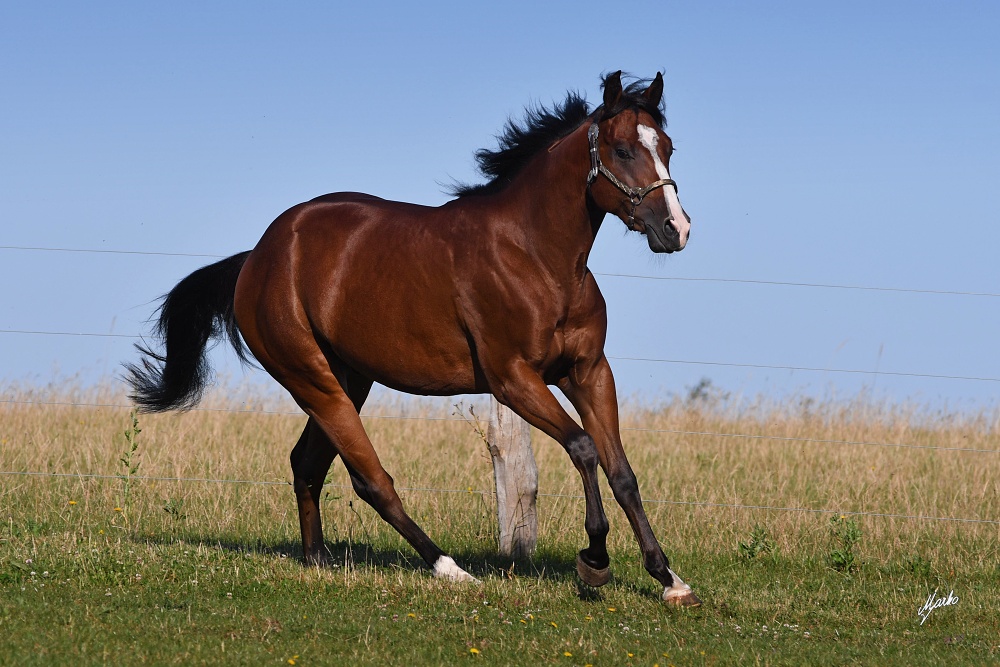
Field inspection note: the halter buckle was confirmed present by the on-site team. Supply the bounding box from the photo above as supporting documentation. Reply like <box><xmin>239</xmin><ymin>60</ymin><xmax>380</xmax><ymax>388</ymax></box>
<box><xmin>587</xmin><ymin>123</ymin><xmax>600</xmax><ymax>184</ymax></box>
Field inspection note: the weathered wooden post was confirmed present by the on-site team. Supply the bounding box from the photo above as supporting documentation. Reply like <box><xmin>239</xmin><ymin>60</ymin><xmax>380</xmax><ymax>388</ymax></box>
<box><xmin>487</xmin><ymin>399</ymin><xmax>538</xmax><ymax>559</ymax></box>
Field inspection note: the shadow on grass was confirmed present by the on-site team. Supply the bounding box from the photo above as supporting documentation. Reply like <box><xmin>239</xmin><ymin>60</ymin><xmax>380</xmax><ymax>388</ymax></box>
<box><xmin>133</xmin><ymin>531</ymin><xmax>680</xmax><ymax>604</ymax></box>
<box><xmin>135</xmin><ymin>531</ymin><xmax>652</xmax><ymax>591</ymax></box>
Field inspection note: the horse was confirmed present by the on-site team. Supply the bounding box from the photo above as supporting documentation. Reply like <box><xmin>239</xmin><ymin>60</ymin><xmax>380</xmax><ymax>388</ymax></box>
<box><xmin>126</xmin><ymin>71</ymin><xmax>700</xmax><ymax>606</ymax></box>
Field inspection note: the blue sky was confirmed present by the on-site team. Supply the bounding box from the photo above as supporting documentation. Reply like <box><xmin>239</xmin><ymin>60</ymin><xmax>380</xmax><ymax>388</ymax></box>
<box><xmin>2</xmin><ymin>1</ymin><xmax>998</xmax><ymax>410</ymax></box>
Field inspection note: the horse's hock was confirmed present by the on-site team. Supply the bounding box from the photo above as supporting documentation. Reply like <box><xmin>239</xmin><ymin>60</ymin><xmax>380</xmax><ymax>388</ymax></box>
<box><xmin>487</xmin><ymin>399</ymin><xmax>538</xmax><ymax>559</ymax></box>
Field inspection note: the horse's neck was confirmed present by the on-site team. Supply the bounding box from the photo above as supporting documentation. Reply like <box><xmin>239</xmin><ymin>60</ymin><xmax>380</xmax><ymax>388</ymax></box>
<box><xmin>502</xmin><ymin>124</ymin><xmax>602</xmax><ymax>279</ymax></box>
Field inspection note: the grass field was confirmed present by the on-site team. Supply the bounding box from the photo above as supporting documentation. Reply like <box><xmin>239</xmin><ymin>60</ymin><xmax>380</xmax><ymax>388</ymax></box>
<box><xmin>1</xmin><ymin>382</ymin><xmax>998</xmax><ymax>665</ymax></box>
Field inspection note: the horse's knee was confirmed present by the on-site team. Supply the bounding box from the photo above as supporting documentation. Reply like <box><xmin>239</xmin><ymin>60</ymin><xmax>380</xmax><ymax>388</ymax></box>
<box><xmin>565</xmin><ymin>432</ymin><xmax>600</xmax><ymax>473</ymax></box>
<box><xmin>565</xmin><ymin>433</ymin><xmax>608</xmax><ymax>538</ymax></box>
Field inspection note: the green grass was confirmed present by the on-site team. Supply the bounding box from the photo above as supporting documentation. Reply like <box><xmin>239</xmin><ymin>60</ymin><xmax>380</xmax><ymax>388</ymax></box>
<box><xmin>1</xmin><ymin>385</ymin><xmax>998</xmax><ymax>665</ymax></box>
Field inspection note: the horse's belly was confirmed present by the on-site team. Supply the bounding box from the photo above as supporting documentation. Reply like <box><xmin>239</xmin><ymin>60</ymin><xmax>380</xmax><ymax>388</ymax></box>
<box><xmin>333</xmin><ymin>327</ymin><xmax>481</xmax><ymax>396</ymax></box>
<box><xmin>317</xmin><ymin>287</ymin><xmax>480</xmax><ymax>395</ymax></box>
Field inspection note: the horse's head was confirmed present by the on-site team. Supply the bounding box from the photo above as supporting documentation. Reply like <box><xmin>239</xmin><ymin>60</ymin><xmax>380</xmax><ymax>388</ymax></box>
<box><xmin>587</xmin><ymin>71</ymin><xmax>690</xmax><ymax>254</ymax></box>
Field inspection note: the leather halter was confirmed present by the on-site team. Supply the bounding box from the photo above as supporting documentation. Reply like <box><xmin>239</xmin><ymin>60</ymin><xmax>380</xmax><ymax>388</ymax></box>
<box><xmin>586</xmin><ymin>122</ymin><xmax>677</xmax><ymax>229</ymax></box>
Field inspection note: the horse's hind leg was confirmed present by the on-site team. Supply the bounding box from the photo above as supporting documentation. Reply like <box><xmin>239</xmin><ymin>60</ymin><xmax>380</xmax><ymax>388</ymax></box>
<box><xmin>291</xmin><ymin>370</ymin><xmax>478</xmax><ymax>583</ymax></box>
<box><xmin>291</xmin><ymin>418</ymin><xmax>337</xmax><ymax>566</ymax></box>
<box><xmin>291</xmin><ymin>373</ymin><xmax>373</xmax><ymax>566</ymax></box>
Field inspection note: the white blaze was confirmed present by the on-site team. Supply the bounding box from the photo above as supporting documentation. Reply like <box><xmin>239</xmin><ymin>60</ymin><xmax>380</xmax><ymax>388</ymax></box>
<box><xmin>636</xmin><ymin>124</ymin><xmax>690</xmax><ymax>248</ymax></box>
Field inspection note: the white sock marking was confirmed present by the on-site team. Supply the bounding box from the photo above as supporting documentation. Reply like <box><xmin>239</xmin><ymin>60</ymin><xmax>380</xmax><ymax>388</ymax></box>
<box><xmin>433</xmin><ymin>555</ymin><xmax>480</xmax><ymax>583</ymax></box>
<box><xmin>661</xmin><ymin>567</ymin><xmax>693</xmax><ymax>601</ymax></box>
<box><xmin>637</xmin><ymin>124</ymin><xmax>690</xmax><ymax>248</ymax></box>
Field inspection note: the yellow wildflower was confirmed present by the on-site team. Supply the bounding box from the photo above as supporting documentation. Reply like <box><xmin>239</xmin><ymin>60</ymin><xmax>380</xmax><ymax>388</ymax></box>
<box><xmin>469</xmin><ymin>647</ymin><xmax>480</xmax><ymax>655</ymax></box>
<box><xmin>563</xmin><ymin>652</ymin><xmax>572</xmax><ymax>657</ymax></box>
<box><xmin>69</xmin><ymin>501</ymin><xmax>77</xmax><ymax>505</ymax></box>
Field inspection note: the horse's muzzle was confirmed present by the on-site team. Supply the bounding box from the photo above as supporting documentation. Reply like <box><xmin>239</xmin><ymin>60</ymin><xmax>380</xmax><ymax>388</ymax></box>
<box><xmin>644</xmin><ymin>216</ymin><xmax>687</xmax><ymax>254</ymax></box>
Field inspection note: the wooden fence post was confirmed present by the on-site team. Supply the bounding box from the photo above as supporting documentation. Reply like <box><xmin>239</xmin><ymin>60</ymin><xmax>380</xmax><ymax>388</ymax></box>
<box><xmin>487</xmin><ymin>399</ymin><xmax>538</xmax><ymax>559</ymax></box>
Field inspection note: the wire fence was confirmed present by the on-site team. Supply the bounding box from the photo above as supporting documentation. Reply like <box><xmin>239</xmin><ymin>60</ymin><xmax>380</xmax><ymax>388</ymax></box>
<box><xmin>2</xmin><ymin>396</ymin><xmax>998</xmax><ymax>527</ymax></box>
<box><xmin>4</xmin><ymin>244</ymin><xmax>1000</xmax><ymax>387</ymax></box>
<box><xmin>2</xmin><ymin>242</ymin><xmax>998</xmax><ymax>530</ymax></box>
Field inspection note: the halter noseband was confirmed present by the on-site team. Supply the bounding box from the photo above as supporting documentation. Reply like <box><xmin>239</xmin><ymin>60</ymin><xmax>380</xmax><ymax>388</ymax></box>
<box><xmin>586</xmin><ymin>122</ymin><xmax>677</xmax><ymax>229</ymax></box>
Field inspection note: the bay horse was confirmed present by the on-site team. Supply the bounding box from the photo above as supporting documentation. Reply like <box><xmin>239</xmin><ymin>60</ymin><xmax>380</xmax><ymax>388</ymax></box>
<box><xmin>126</xmin><ymin>71</ymin><xmax>700</xmax><ymax>606</ymax></box>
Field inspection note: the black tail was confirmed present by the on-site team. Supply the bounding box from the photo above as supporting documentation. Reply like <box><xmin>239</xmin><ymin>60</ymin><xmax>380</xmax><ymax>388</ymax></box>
<box><xmin>125</xmin><ymin>251</ymin><xmax>252</xmax><ymax>412</ymax></box>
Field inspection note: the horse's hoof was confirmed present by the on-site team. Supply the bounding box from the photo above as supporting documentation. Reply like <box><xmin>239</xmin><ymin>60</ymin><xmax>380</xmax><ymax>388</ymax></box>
<box><xmin>576</xmin><ymin>553</ymin><xmax>611</xmax><ymax>588</ymax></box>
<box><xmin>662</xmin><ymin>588</ymin><xmax>702</xmax><ymax>607</ymax></box>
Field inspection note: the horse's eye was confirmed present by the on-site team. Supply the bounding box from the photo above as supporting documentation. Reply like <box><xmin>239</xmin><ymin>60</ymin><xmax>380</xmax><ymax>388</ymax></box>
<box><xmin>615</xmin><ymin>148</ymin><xmax>631</xmax><ymax>160</ymax></box>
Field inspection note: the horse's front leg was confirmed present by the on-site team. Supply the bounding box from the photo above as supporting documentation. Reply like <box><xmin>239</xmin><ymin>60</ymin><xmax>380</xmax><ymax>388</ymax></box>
<box><xmin>490</xmin><ymin>362</ymin><xmax>611</xmax><ymax>583</ymax></box>
<box><xmin>560</xmin><ymin>355</ymin><xmax>702</xmax><ymax>606</ymax></box>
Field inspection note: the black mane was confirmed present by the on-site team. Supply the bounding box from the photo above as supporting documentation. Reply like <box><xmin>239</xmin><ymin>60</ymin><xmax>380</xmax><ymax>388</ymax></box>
<box><xmin>449</xmin><ymin>93</ymin><xmax>590</xmax><ymax>198</ymax></box>
<box><xmin>450</xmin><ymin>73</ymin><xmax>665</xmax><ymax>198</ymax></box>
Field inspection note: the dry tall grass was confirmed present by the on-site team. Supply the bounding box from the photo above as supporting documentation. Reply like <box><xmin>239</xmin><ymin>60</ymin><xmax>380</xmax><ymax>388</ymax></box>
<box><xmin>2</xmin><ymin>381</ymin><xmax>997</xmax><ymax>572</ymax></box>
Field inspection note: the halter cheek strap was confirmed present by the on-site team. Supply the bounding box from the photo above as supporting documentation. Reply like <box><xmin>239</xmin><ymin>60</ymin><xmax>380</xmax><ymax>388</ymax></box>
<box><xmin>586</xmin><ymin>123</ymin><xmax>677</xmax><ymax>228</ymax></box>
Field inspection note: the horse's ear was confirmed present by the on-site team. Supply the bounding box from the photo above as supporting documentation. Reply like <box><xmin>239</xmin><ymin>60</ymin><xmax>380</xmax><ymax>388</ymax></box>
<box><xmin>643</xmin><ymin>72</ymin><xmax>664</xmax><ymax>107</ymax></box>
<box><xmin>603</xmin><ymin>70</ymin><xmax>623</xmax><ymax>109</ymax></box>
